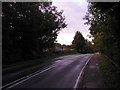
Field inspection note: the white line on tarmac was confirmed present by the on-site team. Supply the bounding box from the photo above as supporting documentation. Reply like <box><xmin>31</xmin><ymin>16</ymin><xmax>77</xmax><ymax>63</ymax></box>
<box><xmin>2</xmin><ymin>65</ymin><xmax>55</xmax><ymax>89</ymax></box>
<box><xmin>3</xmin><ymin>54</ymin><xmax>93</xmax><ymax>89</ymax></box>
<box><xmin>73</xmin><ymin>55</ymin><xmax>93</xmax><ymax>89</ymax></box>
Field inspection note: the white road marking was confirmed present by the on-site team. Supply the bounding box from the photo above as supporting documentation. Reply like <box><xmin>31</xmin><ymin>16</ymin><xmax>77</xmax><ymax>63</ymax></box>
<box><xmin>2</xmin><ymin>55</ymin><xmax>82</xmax><ymax>89</ymax></box>
<box><xmin>73</xmin><ymin>55</ymin><xmax>93</xmax><ymax>89</ymax></box>
<box><xmin>3</xmin><ymin>54</ymin><xmax>93</xmax><ymax>89</ymax></box>
<box><xmin>2</xmin><ymin>65</ymin><xmax>55</xmax><ymax>89</ymax></box>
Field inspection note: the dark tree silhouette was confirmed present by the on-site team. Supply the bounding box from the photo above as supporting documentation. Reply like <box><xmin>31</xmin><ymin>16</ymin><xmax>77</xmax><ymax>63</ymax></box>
<box><xmin>72</xmin><ymin>31</ymin><xmax>85</xmax><ymax>53</ymax></box>
<box><xmin>84</xmin><ymin>2</ymin><xmax>120</xmax><ymax>67</ymax></box>
<box><xmin>2</xmin><ymin>2</ymin><xmax>67</xmax><ymax>63</ymax></box>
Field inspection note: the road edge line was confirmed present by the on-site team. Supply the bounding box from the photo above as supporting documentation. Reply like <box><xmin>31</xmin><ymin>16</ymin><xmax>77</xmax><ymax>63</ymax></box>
<box><xmin>2</xmin><ymin>65</ymin><xmax>55</xmax><ymax>89</ymax></box>
<box><xmin>73</xmin><ymin>54</ymin><xmax>93</xmax><ymax>89</ymax></box>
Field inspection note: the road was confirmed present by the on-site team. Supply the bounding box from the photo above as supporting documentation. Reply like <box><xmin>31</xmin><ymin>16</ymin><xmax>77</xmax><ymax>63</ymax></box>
<box><xmin>5</xmin><ymin>54</ymin><xmax>93</xmax><ymax>89</ymax></box>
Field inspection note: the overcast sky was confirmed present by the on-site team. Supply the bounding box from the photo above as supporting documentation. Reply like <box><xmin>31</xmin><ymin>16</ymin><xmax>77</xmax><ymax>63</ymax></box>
<box><xmin>52</xmin><ymin>0</ymin><xmax>91</xmax><ymax>45</ymax></box>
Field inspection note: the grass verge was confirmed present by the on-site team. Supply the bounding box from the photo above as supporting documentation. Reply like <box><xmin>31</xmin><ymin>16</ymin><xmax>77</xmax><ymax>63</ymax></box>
<box><xmin>98</xmin><ymin>54</ymin><xmax>120</xmax><ymax>89</ymax></box>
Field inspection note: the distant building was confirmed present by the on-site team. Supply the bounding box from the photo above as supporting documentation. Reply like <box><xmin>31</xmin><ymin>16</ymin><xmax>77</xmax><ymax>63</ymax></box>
<box><xmin>55</xmin><ymin>43</ymin><xmax>63</xmax><ymax>51</ymax></box>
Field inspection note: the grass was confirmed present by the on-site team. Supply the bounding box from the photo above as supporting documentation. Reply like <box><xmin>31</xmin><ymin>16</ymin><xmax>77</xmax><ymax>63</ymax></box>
<box><xmin>98</xmin><ymin>54</ymin><xmax>120</xmax><ymax>89</ymax></box>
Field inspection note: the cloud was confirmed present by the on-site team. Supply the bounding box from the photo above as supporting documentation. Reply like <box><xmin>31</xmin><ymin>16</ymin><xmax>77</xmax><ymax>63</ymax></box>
<box><xmin>52</xmin><ymin>0</ymin><xmax>91</xmax><ymax>45</ymax></box>
<box><xmin>56</xmin><ymin>33</ymin><xmax>75</xmax><ymax>45</ymax></box>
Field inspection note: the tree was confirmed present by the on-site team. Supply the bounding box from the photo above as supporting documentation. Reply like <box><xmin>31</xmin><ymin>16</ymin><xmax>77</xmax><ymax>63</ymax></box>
<box><xmin>72</xmin><ymin>31</ymin><xmax>85</xmax><ymax>53</ymax></box>
<box><xmin>84</xmin><ymin>2</ymin><xmax>120</xmax><ymax>67</ymax></box>
<box><xmin>2</xmin><ymin>2</ymin><xmax>67</xmax><ymax>63</ymax></box>
<box><xmin>83</xmin><ymin>39</ymin><xmax>94</xmax><ymax>53</ymax></box>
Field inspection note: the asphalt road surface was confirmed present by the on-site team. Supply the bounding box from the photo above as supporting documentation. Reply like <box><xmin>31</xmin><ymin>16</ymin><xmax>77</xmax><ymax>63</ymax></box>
<box><xmin>6</xmin><ymin>54</ymin><xmax>93</xmax><ymax>88</ymax></box>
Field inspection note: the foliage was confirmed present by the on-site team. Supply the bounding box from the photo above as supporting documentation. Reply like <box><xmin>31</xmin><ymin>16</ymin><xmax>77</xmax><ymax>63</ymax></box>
<box><xmin>72</xmin><ymin>31</ymin><xmax>94</xmax><ymax>53</ymax></box>
<box><xmin>72</xmin><ymin>31</ymin><xmax>85</xmax><ymax>52</ymax></box>
<box><xmin>83</xmin><ymin>39</ymin><xmax>94</xmax><ymax>53</ymax></box>
<box><xmin>84</xmin><ymin>2</ymin><xmax>120</xmax><ymax>67</ymax></box>
<box><xmin>2</xmin><ymin>2</ymin><xmax>67</xmax><ymax>64</ymax></box>
<box><xmin>98</xmin><ymin>54</ymin><xmax>120</xmax><ymax>88</ymax></box>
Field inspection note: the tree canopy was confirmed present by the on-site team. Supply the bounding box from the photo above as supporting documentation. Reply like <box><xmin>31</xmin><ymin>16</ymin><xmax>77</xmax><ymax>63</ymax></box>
<box><xmin>2</xmin><ymin>2</ymin><xmax>67</xmax><ymax>63</ymax></box>
<box><xmin>72</xmin><ymin>31</ymin><xmax>94</xmax><ymax>53</ymax></box>
<box><xmin>72</xmin><ymin>31</ymin><xmax>86</xmax><ymax>53</ymax></box>
<box><xmin>84</xmin><ymin>2</ymin><xmax>120</xmax><ymax>67</ymax></box>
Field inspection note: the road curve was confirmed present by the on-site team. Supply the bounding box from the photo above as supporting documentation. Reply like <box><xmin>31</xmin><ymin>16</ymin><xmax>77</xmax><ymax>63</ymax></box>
<box><xmin>6</xmin><ymin>54</ymin><xmax>93</xmax><ymax>88</ymax></box>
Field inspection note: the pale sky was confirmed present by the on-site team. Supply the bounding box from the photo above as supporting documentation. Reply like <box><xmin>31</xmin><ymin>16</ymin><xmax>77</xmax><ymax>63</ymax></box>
<box><xmin>52</xmin><ymin>0</ymin><xmax>92</xmax><ymax>45</ymax></box>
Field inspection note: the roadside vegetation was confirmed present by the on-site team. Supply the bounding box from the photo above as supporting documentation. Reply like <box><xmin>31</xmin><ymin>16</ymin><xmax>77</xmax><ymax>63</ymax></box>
<box><xmin>3</xmin><ymin>2</ymin><xmax>67</xmax><ymax>65</ymax></box>
<box><xmin>3</xmin><ymin>2</ymin><xmax>94</xmax><ymax>69</ymax></box>
<box><xmin>3</xmin><ymin>1</ymin><xmax>120</xmax><ymax>87</ymax></box>
<box><xmin>84</xmin><ymin>2</ymin><xmax>120</xmax><ymax>88</ymax></box>
<box><xmin>72</xmin><ymin>31</ymin><xmax>94</xmax><ymax>53</ymax></box>
<box><xmin>98</xmin><ymin>54</ymin><xmax>120</xmax><ymax>89</ymax></box>
<box><xmin>84</xmin><ymin>2</ymin><xmax>120</xmax><ymax>69</ymax></box>
<box><xmin>3</xmin><ymin>50</ymin><xmax>77</xmax><ymax>69</ymax></box>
